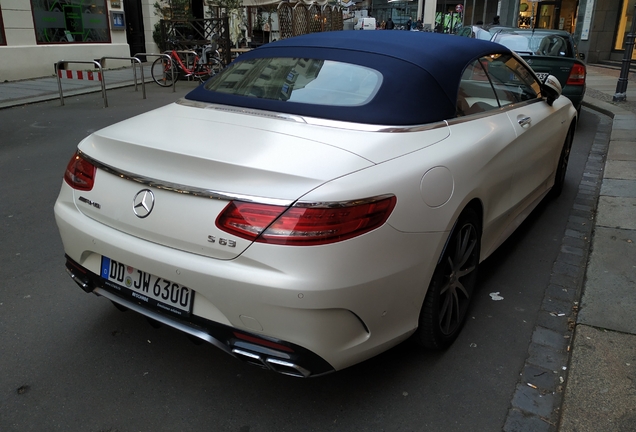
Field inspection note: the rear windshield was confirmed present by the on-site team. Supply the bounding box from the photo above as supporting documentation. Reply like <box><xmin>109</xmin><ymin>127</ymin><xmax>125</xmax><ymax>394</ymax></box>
<box><xmin>494</xmin><ymin>33</ymin><xmax>572</xmax><ymax>57</ymax></box>
<box><xmin>203</xmin><ymin>57</ymin><xmax>382</xmax><ymax>107</ymax></box>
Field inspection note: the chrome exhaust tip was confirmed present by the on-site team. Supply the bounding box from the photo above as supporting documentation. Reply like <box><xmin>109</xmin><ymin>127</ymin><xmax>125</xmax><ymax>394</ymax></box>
<box><xmin>66</xmin><ymin>268</ymin><xmax>93</xmax><ymax>293</ymax></box>
<box><xmin>232</xmin><ymin>349</ymin><xmax>270</xmax><ymax>369</ymax></box>
<box><xmin>265</xmin><ymin>358</ymin><xmax>311</xmax><ymax>378</ymax></box>
<box><xmin>231</xmin><ymin>348</ymin><xmax>311</xmax><ymax>377</ymax></box>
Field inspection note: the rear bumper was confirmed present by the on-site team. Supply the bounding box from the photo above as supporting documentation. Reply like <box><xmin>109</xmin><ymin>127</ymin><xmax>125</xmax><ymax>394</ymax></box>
<box><xmin>562</xmin><ymin>85</ymin><xmax>585</xmax><ymax>110</ymax></box>
<box><xmin>65</xmin><ymin>255</ymin><xmax>334</xmax><ymax>377</ymax></box>
<box><xmin>55</xmin><ymin>184</ymin><xmax>445</xmax><ymax>374</ymax></box>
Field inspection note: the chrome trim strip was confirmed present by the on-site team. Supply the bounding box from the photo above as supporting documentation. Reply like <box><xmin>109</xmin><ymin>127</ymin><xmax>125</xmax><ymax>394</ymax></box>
<box><xmin>446</xmin><ymin>98</ymin><xmax>545</xmax><ymax>126</ymax></box>
<box><xmin>81</xmin><ymin>151</ymin><xmax>395</xmax><ymax>209</ymax></box>
<box><xmin>79</xmin><ymin>152</ymin><xmax>294</xmax><ymax>207</ymax></box>
<box><xmin>295</xmin><ymin>194</ymin><xmax>395</xmax><ymax>208</ymax></box>
<box><xmin>176</xmin><ymin>98</ymin><xmax>448</xmax><ymax>133</ymax></box>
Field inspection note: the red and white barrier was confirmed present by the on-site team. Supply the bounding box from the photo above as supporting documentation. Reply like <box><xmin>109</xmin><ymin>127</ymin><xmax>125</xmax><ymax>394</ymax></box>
<box><xmin>57</xmin><ymin>70</ymin><xmax>102</xmax><ymax>81</ymax></box>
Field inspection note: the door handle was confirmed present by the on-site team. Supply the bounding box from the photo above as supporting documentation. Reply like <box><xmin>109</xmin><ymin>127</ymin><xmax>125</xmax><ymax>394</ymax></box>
<box><xmin>517</xmin><ymin>116</ymin><xmax>532</xmax><ymax>128</ymax></box>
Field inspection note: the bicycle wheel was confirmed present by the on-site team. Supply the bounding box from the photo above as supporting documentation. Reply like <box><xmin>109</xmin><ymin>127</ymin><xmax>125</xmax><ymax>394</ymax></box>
<box><xmin>195</xmin><ymin>58</ymin><xmax>223</xmax><ymax>83</ymax></box>
<box><xmin>151</xmin><ymin>57</ymin><xmax>178</xmax><ymax>87</ymax></box>
<box><xmin>207</xmin><ymin>58</ymin><xmax>224</xmax><ymax>78</ymax></box>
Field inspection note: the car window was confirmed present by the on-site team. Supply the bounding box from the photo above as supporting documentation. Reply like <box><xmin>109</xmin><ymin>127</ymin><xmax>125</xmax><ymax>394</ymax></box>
<box><xmin>204</xmin><ymin>58</ymin><xmax>382</xmax><ymax>107</ymax></box>
<box><xmin>495</xmin><ymin>33</ymin><xmax>572</xmax><ymax>57</ymax></box>
<box><xmin>481</xmin><ymin>53</ymin><xmax>541</xmax><ymax>105</ymax></box>
<box><xmin>457</xmin><ymin>26</ymin><xmax>473</xmax><ymax>37</ymax></box>
<box><xmin>537</xmin><ymin>35</ymin><xmax>568</xmax><ymax>56</ymax></box>
<box><xmin>494</xmin><ymin>34</ymin><xmax>535</xmax><ymax>54</ymax></box>
<box><xmin>475</xmin><ymin>29</ymin><xmax>494</xmax><ymax>40</ymax></box>
<box><xmin>456</xmin><ymin>59</ymin><xmax>500</xmax><ymax>116</ymax></box>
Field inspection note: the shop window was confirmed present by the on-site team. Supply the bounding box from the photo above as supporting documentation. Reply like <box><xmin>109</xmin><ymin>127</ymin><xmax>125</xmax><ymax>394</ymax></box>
<box><xmin>0</xmin><ymin>5</ymin><xmax>6</xmax><ymax>45</ymax></box>
<box><xmin>31</xmin><ymin>0</ymin><xmax>111</xmax><ymax>44</ymax></box>
<box><xmin>615</xmin><ymin>0</ymin><xmax>636</xmax><ymax>59</ymax></box>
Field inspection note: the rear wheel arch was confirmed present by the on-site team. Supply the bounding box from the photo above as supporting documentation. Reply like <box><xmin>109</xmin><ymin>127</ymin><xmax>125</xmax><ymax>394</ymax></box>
<box><xmin>440</xmin><ymin>198</ymin><xmax>483</xmax><ymax>263</ymax></box>
<box><xmin>416</xmin><ymin>203</ymin><xmax>483</xmax><ymax>349</ymax></box>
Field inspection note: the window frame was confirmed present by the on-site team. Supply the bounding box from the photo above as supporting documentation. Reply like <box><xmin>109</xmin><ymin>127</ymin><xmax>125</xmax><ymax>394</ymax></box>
<box><xmin>0</xmin><ymin>5</ymin><xmax>7</xmax><ymax>46</ymax></box>
<box><xmin>30</xmin><ymin>0</ymin><xmax>112</xmax><ymax>45</ymax></box>
<box><xmin>456</xmin><ymin>53</ymin><xmax>543</xmax><ymax>118</ymax></box>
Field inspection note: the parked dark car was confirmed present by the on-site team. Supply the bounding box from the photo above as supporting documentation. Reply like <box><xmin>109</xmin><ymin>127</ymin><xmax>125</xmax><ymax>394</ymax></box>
<box><xmin>456</xmin><ymin>25</ymin><xmax>509</xmax><ymax>40</ymax></box>
<box><xmin>491</xmin><ymin>29</ymin><xmax>586</xmax><ymax>112</ymax></box>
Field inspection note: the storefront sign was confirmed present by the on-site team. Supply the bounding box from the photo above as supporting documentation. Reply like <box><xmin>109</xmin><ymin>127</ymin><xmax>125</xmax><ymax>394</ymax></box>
<box><xmin>581</xmin><ymin>0</ymin><xmax>595</xmax><ymax>41</ymax></box>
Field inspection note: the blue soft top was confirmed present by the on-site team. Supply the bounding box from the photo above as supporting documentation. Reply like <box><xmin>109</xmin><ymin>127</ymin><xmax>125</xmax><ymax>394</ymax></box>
<box><xmin>186</xmin><ymin>31</ymin><xmax>511</xmax><ymax>125</ymax></box>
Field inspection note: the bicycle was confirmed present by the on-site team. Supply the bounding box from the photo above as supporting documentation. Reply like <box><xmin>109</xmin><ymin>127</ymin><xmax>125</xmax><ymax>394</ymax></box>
<box><xmin>207</xmin><ymin>35</ymin><xmax>226</xmax><ymax>67</ymax></box>
<box><xmin>151</xmin><ymin>41</ymin><xmax>223</xmax><ymax>87</ymax></box>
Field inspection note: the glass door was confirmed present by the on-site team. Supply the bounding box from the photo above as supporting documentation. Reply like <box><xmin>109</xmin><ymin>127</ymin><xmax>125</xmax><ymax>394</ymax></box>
<box><xmin>536</xmin><ymin>1</ymin><xmax>563</xmax><ymax>29</ymax></box>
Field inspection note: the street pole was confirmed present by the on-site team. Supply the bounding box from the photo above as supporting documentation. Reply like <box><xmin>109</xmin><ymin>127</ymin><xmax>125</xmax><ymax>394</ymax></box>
<box><xmin>613</xmin><ymin>3</ymin><xmax>636</xmax><ymax>102</ymax></box>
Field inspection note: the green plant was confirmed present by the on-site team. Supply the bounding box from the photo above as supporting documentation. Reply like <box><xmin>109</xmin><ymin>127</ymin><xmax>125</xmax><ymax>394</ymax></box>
<box><xmin>206</xmin><ymin>0</ymin><xmax>243</xmax><ymax>10</ymax></box>
<box><xmin>153</xmin><ymin>0</ymin><xmax>193</xmax><ymax>19</ymax></box>
<box><xmin>153</xmin><ymin>21</ymin><xmax>163</xmax><ymax>46</ymax></box>
<box><xmin>152</xmin><ymin>0</ymin><xmax>194</xmax><ymax>49</ymax></box>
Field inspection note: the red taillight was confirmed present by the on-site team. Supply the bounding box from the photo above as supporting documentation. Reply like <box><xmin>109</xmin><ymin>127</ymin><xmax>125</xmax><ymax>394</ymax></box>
<box><xmin>566</xmin><ymin>63</ymin><xmax>586</xmax><ymax>86</ymax></box>
<box><xmin>64</xmin><ymin>151</ymin><xmax>96</xmax><ymax>191</ymax></box>
<box><xmin>216</xmin><ymin>196</ymin><xmax>397</xmax><ymax>246</ymax></box>
<box><xmin>233</xmin><ymin>332</ymin><xmax>294</xmax><ymax>353</ymax></box>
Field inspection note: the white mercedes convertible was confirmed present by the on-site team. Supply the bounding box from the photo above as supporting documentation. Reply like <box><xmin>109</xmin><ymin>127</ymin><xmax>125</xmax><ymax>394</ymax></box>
<box><xmin>55</xmin><ymin>31</ymin><xmax>576</xmax><ymax>377</ymax></box>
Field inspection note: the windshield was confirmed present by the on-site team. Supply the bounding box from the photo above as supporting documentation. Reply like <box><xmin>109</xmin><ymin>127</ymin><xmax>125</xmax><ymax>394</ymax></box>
<box><xmin>494</xmin><ymin>33</ymin><xmax>571</xmax><ymax>57</ymax></box>
<box><xmin>204</xmin><ymin>58</ymin><xmax>382</xmax><ymax>107</ymax></box>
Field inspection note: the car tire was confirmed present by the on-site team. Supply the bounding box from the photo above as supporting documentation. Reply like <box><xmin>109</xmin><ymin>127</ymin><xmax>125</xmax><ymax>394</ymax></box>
<box><xmin>416</xmin><ymin>207</ymin><xmax>481</xmax><ymax>349</ymax></box>
<box><xmin>550</xmin><ymin>127</ymin><xmax>574</xmax><ymax>198</ymax></box>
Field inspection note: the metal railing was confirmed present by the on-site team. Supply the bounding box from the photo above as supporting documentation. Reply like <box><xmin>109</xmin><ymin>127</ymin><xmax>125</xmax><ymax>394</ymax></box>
<box><xmin>55</xmin><ymin>60</ymin><xmax>107</xmax><ymax>107</ymax></box>
<box><xmin>56</xmin><ymin>57</ymin><xmax>147</xmax><ymax>107</ymax></box>
<box><xmin>97</xmin><ymin>56</ymin><xmax>146</xmax><ymax>100</ymax></box>
<box><xmin>134</xmin><ymin>52</ymin><xmax>176</xmax><ymax>92</ymax></box>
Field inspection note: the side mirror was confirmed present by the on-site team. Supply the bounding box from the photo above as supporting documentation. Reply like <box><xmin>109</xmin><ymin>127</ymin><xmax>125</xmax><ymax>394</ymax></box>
<box><xmin>542</xmin><ymin>74</ymin><xmax>562</xmax><ymax>106</ymax></box>
<box><xmin>579</xmin><ymin>52</ymin><xmax>586</xmax><ymax>61</ymax></box>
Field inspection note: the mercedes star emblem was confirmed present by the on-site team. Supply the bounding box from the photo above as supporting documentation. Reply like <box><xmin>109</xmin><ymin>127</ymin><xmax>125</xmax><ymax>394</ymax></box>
<box><xmin>132</xmin><ymin>189</ymin><xmax>155</xmax><ymax>218</ymax></box>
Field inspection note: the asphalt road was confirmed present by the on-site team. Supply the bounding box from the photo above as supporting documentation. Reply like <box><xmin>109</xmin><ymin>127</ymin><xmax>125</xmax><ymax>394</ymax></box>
<box><xmin>0</xmin><ymin>85</ymin><xmax>600</xmax><ymax>432</ymax></box>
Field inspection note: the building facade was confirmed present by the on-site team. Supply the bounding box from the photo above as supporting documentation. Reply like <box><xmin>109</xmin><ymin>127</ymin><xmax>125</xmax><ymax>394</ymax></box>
<box><xmin>0</xmin><ymin>0</ymin><xmax>634</xmax><ymax>81</ymax></box>
<box><xmin>0</xmin><ymin>0</ymin><xmax>160</xmax><ymax>81</ymax></box>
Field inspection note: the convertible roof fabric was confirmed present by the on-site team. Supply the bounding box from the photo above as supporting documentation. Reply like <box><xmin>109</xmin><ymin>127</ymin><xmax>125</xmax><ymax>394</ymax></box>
<box><xmin>185</xmin><ymin>31</ymin><xmax>511</xmax><ymax>125</ymax></box>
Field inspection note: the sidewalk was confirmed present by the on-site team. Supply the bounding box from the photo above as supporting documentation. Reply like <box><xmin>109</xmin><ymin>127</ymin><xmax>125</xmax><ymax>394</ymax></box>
<box><xmin>0</xmin><ymin>64</ymin><xmax>155</xmax><ymax>109</ymax></box>
<box><xmin>0</xmin><ymin>63</ymin><xmax>635</xmax><ymax>431</ymax></box>
<box><xmin>557</xmin><ymin>66</ymin><xmax>636</xmax><ymax>431</ymax></box>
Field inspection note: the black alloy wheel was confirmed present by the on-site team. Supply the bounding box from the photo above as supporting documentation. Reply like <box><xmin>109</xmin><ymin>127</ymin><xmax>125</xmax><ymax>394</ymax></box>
<box><xmin>417</xmin><ymin>207</ymin><xmax>481</xmax><ymax>349</ymax></box>
<box><xmin>550</xmin><ymin>127</ymin><xmax>574</xmax><ymax>198</ymax></box>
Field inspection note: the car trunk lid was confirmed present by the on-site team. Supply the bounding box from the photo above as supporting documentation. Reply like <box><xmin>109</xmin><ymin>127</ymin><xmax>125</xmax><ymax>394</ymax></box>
<box><xmin>72</xmin><ymin>102</ymin><xmax>450</xmax><ymax>259</ymax></box>
<box><xmin>73</xmin><ymin>103</ymin><xmax>376</xmax><ymax>260</ymax></box>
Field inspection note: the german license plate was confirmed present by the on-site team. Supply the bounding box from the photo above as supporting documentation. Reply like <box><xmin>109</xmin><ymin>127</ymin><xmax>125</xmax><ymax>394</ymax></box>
<box><xmin>535</xmin><ymin>72</ymin><xmax>549</xmax><ymax>82</ymax></box>
<box><xmin>100</xmin><ymin>256</ymin><xmax>194</xmax><ymax>318</ymax></box>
